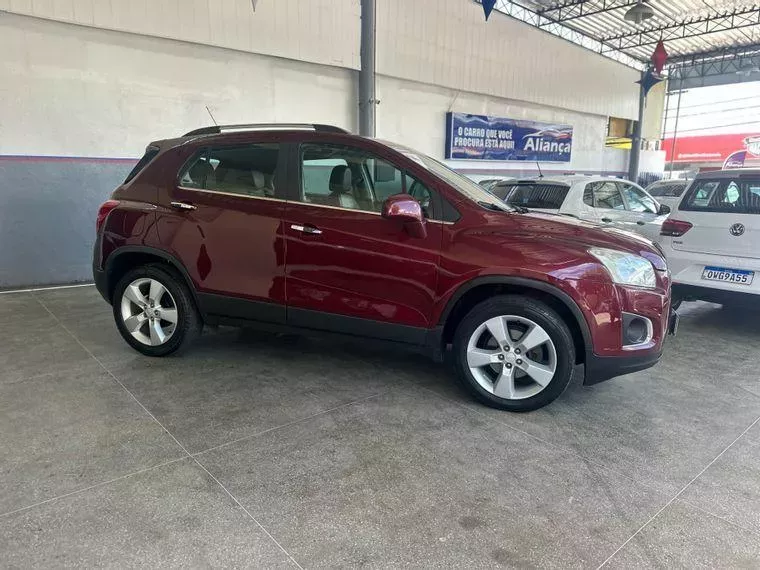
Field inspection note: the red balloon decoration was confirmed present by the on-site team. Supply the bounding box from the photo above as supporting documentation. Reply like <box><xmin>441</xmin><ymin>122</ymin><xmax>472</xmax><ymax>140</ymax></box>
<box><xmin>652</xmin><ymin>40</ymin><xmax>668</xmax><ymax>74</ymax></box>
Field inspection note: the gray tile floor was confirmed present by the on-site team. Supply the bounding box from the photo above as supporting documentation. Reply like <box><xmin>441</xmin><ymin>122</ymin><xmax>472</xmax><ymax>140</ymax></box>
<box><xmin>1</xmin><ymin>286</ymin><xmax>759</xmax><ymax>569</ymax></box>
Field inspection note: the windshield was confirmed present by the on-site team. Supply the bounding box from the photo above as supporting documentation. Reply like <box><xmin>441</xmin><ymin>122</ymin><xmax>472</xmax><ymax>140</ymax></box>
<box><xmin>386</xmin><ymin>142</ymin><xmax>513</xmax><ymax>212</ymax></box>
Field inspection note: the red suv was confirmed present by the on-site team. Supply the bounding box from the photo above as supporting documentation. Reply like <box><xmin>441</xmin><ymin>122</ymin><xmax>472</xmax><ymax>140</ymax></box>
<box><xmin>94</xmin><ymin>124</ymin><xmax>674</xmax><ymax>411</ymax></box>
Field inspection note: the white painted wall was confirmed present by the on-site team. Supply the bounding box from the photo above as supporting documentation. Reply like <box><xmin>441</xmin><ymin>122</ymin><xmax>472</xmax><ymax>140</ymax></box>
<box><xmin>0</xmin><ymin>0</ymin><xmax>644</xmax><ymax>175</ymax></box>
<box><xmin>378</xmin><ymin>75</ymin><xmax>623</xmax><ymax>175</ymax></box>
<box><xmin>377</xmin><ymin>0</ymin><xmax>640</xmax><ymax>120</ymax></box>
<box><xmin>0</xmin><ymin>0</ymin><xmax>361</xmax><ymax>72</ymax></box>
<box><xmin>0</xmin><ymin>13</ymin><xmax>356</xmax><ymax>156</ymax></box>
<box><xmin>0</xmin><ymin>0</ymin><xmax>639</xmax><ymax>122</ymax></box>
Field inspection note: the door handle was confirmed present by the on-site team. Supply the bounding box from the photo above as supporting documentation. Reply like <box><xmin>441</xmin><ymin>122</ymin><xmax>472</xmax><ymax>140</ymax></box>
<box><xmin>636</xmin><ymin>220</ymin><xmax>646</xmax><ymax>225</ymax></box>
<box><xmin>291</xmin><ymin>224</ymin><xmax>322</xmax><ymax>235</ymax></box>
<box><xmin>170</xmin><ymin>201</ymin><xmax>197</xmax><ymax>211</ymax></box>
<box><xmin>601</xmin><ymin>217</ymin><xmax>612</xmax><ymax>223</ymax></box>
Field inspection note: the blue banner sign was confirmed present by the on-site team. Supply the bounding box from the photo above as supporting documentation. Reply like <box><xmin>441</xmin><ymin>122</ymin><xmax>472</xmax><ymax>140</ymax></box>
<box><xmin>445</xmin><ymin>112</ymin><xmax>573</xmax><ymax>162</ymax></box>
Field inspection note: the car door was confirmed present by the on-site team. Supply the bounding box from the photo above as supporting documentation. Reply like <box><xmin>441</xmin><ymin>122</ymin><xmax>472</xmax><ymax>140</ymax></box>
<box><xmin>159</xmin><ymin>139</ymin><xmax>287</xmax><ymax>323</ymax></box>
<box><xmin>282</xmin><ymin>138</ymin><xmax>445</xmax><ymax>342</ymax></box>
<box><xmin>583</xmin><ymin>180</ymin><xmax>630</xmax><ymax>230</ymax></box>
<box><xmin>617</xmin><ymin>181</ymin><xmax>665</xmax><ymax>240</ymax></box>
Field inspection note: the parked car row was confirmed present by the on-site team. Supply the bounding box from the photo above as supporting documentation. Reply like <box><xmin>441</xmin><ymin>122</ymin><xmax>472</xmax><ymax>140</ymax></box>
<box><xmin>482</xmin><ymin>169</ymin><xmax>760</xmax><ymax>311</ymax></box>
<box><xmin>489</xmin><ymin>175</ymin><xmax>671</xmax><ymax>242</ymax></box>
<box><xmin>94</xmin><ymin>124</ymin><xmax>675</xmax><ymax>413</ymax></box>
<box><xmin>659</xmin><ymin>169</ymin><xmax>760</xmax><ymax>309</ymax></box>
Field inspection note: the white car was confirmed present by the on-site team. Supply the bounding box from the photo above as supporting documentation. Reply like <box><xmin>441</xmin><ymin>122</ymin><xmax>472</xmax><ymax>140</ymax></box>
<box><xmin>495</xmin><ymin>175</ymin><xmax>671</xmax><ymax>241</ymax></box>
<box><xmin>659</xmin><ymin>168</ymin><xmax>760</xmax><ymax>307</ymax></box>
<box><xmin>645</xmin><ymin>179</ymin><xmax>689</xmax><ymax>212</ymax></box>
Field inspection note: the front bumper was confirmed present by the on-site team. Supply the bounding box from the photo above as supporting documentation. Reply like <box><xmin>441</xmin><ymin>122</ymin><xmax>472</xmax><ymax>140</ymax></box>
<box><xmin>584</xmin><ymin>348</ymin><xmax>663</xmax><ymax>385</ymax></box>
<box><xmin>583</xmin><ymin>305</ymin><xmax>677</xmax><ymax>385</ymax></box>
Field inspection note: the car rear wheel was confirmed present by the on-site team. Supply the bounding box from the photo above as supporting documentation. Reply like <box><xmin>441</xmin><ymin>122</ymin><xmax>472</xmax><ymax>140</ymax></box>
<box><xmin>453</xmin><ymin>295</ymin><xmax>575</xmax><ymax>412</ymax></box>
<box><xmin>113</xmin><ymin>264</ymin><xmax>202</xmax><ymax>356</ymax></box>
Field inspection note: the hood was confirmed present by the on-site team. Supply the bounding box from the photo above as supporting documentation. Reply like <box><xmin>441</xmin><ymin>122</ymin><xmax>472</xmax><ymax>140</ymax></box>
<box><xmin>480</xmin><ymin>211</ymin><xmax>662</xmax><ymax>258</ymax></box>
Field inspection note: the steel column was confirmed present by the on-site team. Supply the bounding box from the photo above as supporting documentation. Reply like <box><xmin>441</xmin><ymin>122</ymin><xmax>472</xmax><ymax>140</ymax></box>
<box><xmin>628</xmin><ymin>71</ymin><xmax>646</xmax><ymax>183</ymax></box>
<box><xmin>359</xmin><ymin>0</ymin><xmax>376</xmax><ymax>137</ymax></box>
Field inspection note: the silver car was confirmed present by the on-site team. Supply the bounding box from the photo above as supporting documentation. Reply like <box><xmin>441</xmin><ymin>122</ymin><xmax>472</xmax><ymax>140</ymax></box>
<box><xmin>495</xmin><ymin>175</ymin><xmax>671</xmax><ymax>241</ymax></box>
<box><xmin>645</xmin><ymin>179</ymin><xmax>690</xmax><ymax>211</ymax></box>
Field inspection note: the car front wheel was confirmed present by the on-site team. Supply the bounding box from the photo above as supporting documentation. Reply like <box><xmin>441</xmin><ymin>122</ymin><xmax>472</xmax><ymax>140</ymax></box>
<box><xmin>453</xmin><ymin>295</ymin><xmax>575</xmax><ymax>412</ymax></box>
<box><xmin>113</xmin><ymin>264</ymin><xmax>202</xmax><ymax>356</ymax></box>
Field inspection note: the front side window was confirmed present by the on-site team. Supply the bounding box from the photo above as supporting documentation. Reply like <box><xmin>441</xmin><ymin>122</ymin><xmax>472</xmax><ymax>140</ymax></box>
<box><xmin>300</xmin><ymin>143</ymin><xmax>396</xmax><ymax>212</ymax></box>
<box><xmin>682</xmin><ymin>178</ymin><xmax>760</xmax><ymax>213</ymax></box>
<box><xmin>589</xmin><ymin>182</ymin><xmax>625</xmax><ymax>210</ymax></box>
<box><xmin>179</xmin><ymin>144</ymin><xmax>280</xmax><ymax>198</ymax></box>
<box><xmin>619</xmin><ymin>183</ymin><xmax>658</xmax><ymax>214</ymax></box>
<box><xmin>298</xmin><ymin>143</ymin><xmax>458</xmax><ymax>222</ymax></box>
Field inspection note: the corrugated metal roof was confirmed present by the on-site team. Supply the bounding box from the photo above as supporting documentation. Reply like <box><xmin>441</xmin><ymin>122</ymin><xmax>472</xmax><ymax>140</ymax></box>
<box><xmin>492</xmin><ymin>1</ymin><xmax>760</xmax><ymax>67</ymax></box>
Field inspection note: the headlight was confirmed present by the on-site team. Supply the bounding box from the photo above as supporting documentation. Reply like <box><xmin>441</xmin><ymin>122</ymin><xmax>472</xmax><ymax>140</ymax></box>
<box><xmin>589</xmin><ymin>247</ymin><xmax>657</xmax><ymax>288</ymax></box>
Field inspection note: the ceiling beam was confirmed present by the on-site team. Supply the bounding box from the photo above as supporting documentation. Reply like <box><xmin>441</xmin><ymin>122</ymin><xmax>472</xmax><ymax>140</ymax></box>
<box><xmin>537</xmin><ymin>0</ymin><xmax>640</xmax><ymax>24</ymax></box>
<box><xmin>600</xmin><ymin>7</ymin><xmax>760</xmax><ymax>53</ymax></box>
<box><xmin>666</xmin><ymin>43</ymin><xmax>760</xmax><ymax>90</ymax></box>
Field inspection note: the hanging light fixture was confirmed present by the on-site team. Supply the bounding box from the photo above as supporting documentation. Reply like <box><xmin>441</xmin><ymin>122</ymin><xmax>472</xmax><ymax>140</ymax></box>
<box><xmin>624</xmin><ymin>1</ymin><xmax>655</xmax><ymax>24</ymax></box>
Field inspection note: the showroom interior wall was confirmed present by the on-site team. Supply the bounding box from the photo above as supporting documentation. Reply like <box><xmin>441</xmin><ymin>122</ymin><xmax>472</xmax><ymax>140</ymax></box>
<box><xmin>0</xmin><ymin>0</ymin><xmax>640</xmax><ymax>288</ymax></box>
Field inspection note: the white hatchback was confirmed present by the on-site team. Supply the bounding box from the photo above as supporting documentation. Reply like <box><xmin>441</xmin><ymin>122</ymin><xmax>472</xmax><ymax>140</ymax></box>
<box><xmin>659</xmin><ymin>169</ymin><xmax>760</xmax><ymax>307</ymax></box>
<box><xmin>495</xmin><ymin>175</ymin><xmax>671</xmax><ymax>242</ymax></box>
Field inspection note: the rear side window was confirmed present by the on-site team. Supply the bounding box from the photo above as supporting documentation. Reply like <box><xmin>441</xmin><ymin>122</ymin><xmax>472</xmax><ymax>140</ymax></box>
<box><xmin>588</xmin><ymin>181</ymin><xmax>625</xmax><ymax>210</ymax></box>
<box><xmin>619</xmin><ymin>183</ymin><xmax>658</xmax><ymax>214</ymax></box>
<box><xmin>682</xmin><ymin>178</ymin><xmax>760</xmax><ymax>213</ymax></box>
<box><xmin>503</xmin><ymin>184</ymin><xmax>569</xmax><ymax>209</ymax></box>
<box><xmin>179</xmin><ymin>144</ymin><xmax>280</xmax><ymax>198</ymax></box>
<box><xmin>124</xmin><ymin>146</ymin><xmax>159</xmax><ymax>183</ymax></box>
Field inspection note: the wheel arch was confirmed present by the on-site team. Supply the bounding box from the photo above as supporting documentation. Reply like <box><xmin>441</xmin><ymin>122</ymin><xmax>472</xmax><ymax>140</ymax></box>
<box><xmin>439</xmin><ymin>276</ymin><xmax>592</xmax><ymax>364</ymax></box>
<box><xmin>104</xmin><ymin>246</ymin><xmax>199</xmax><ymax>307</ymax></box>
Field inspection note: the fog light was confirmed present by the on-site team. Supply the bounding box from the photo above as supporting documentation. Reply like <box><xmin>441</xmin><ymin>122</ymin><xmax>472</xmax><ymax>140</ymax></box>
<box><xmin>622</xmin><ymin>312</ymin><xmax>653</xmax><ymax>347</ymax></box>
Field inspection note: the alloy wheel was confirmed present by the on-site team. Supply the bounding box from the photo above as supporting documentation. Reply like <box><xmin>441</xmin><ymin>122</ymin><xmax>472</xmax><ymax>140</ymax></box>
<box><xmin>120</xmin><ymin>278</ymin><xmax>178</xmax><ymax>346</ymax></box>
<box><xmin>466</xmin><ymin>315</ymin><xmax>557</xmax><ymax>400</ymax></box>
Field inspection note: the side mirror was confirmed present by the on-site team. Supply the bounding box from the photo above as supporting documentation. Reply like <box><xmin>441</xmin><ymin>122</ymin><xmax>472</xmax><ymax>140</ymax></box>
<box><xmin>659</xmin><ymin>204</ymin><xmax>671</xmax><ymax>215</ymax></box>
<box><xmin>382</xmin><ymin>194</ymin><xmax>427</xmax><ymax>238</ymax></box>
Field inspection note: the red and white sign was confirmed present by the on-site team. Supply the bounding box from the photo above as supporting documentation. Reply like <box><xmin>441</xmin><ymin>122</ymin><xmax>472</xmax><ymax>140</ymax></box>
<box><xmin>662</xmin><ymin>133</ymin><xmax>760</xmax><ymax>163</ymax></box>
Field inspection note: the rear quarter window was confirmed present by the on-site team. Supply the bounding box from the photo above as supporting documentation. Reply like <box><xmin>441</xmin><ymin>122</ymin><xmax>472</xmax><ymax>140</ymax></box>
<box><xmin>681</xmin><ymin>178</ymin><xmax>760</xmax><ymax>213</ymax></box>
<box><xmin>124</xmin><ymin>146</ymin><xmax>159</xmax><ymax>183</ymax></box>
<box><xmin>503</xmin><ymin>184</ymin><xmax>569</xmax><ymax>209</ymax></box>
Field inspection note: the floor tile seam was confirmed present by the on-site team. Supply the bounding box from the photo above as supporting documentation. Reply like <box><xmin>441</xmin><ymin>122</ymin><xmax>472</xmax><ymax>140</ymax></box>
<box><xmin>678</xmin><ymin>498</ymin><xmax>760</xmax><ymax>539</ymax></box>
<box><xmin>405</xmin><ymin>381</ymin><xmax>675</xmax><ymax>498</ymax></box>
<box><xmin>34</xmin><ymin>293</ymin><xmax>305</xmax><ymax>568</ymax></box>
<box><xmin>34</xmin><ymin>294</ymin><xmax>192</xmax><ymax>455</ymax></box>
<box><xmin>0</xmin><ymin>457</ymin><xmax>188</xmax><ymax>519</ymax></box>
<box><xmin>189</xmin><ymin>455</ymin><xmax>305</xmax><ymax>569</ymax></box>
<box><xmin>0</xmin><ymin>283</ymin><xmax>95</xmax><ymax>295</ymax></box>
<box><xmin>95</xmin><ymin>360</ymin><xmax>305</xmax><ymax>569</ymax></box>
<box><xmin>595</xmin><ymin>413</ymin><xmax>760</xmax><ymax>568</ymax></box>
<box><xmin>191</xmin><ymin>389</ymin><xmax>391</xmax><ymax>458</ymax></box>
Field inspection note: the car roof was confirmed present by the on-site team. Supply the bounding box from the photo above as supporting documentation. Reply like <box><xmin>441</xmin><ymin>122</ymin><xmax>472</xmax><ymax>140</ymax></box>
<box><xmin>505</xmin><ymin>175</ymin><xmax>625</xmax><ymax>186</ymax></box>
<box><xmin>694</xmin><ymin>168</ymin><xmax>760</xmax><ymax>179</ymax></box>
<box><xmin>649</xmin><ymin>179</ymin><xmax>687</xmax><ymax>185</ymax></box>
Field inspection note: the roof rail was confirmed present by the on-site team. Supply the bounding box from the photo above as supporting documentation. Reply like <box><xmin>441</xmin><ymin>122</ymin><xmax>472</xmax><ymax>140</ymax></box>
<box><xmin>182</xmin><ymin>123</ymin><xmax>349</xmax><ymax>137</ymax></box>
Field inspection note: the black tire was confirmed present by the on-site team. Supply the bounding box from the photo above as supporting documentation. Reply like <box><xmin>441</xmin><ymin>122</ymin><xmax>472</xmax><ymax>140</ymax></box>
<box><xmin>670</xmin><ymin>297</ymin><xmax>683</xmax><ymax>311</ymax></box>
<box><xmin>453</xmin><ymin>295</ymin><xmax>575</xmax><ymax>412</ymax></box>
<box><xmin>113</xmin><ymin>263</ymin><xmax>202</xmax><ymax>356</ymax></box>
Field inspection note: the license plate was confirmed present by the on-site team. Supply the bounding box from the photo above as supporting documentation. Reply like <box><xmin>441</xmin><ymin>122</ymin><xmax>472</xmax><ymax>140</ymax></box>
<box><xmin>701</xmin><ymin>266</ymin><xmax>754</xmax><ymax>285</ymax></box>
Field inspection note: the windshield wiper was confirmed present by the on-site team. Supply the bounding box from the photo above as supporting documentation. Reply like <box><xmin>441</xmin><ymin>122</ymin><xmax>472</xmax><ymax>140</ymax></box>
<box><xmin>477</xmin><ymin>200</ymin><xmax>504</xmax><ymax>211</ymax></box>
<box><xmin>478</xmin><ymin>200</ymin><xmax>528</xmax><ymax>214</ymax></box>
